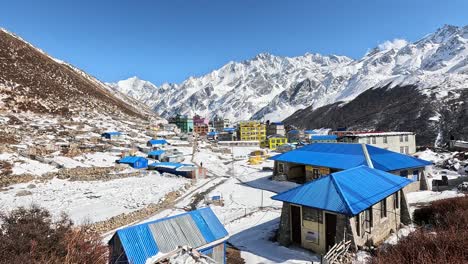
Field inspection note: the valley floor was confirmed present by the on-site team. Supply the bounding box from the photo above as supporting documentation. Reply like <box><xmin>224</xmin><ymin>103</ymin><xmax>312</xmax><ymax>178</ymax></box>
<box><xmin>0</xmin><ymin>119</ymin><xmax>466</xmax><ymax>263</ymax></box>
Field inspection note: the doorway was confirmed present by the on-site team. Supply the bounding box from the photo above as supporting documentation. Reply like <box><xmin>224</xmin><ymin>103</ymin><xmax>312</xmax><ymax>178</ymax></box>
<box><xmin>325</xmin><ymin>213</ymin><xmax>337</xmax><ymax>251</ymax></box>
<box><xmin>290</xmin><ymin>205</ymin><xmax>302</xmax><ymax>244</ymax></box>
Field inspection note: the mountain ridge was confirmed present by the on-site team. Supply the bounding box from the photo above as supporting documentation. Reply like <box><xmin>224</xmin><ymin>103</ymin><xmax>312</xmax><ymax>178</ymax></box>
<box><xmin>110</xmin><ymin>24</ymin><xmax>468</xmax><ymax>125</ymax></box>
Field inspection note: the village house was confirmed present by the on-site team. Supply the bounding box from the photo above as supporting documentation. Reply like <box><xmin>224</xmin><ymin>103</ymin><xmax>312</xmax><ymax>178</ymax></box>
<box><xmin>272</xmin><ymin>165</ymin><xmax>412</xmax><ymax>254</ymax></box>
<box><xmin>169</xmin><ymin>114</ymin><xmax>194</xmax><ymax>133</ymax></box>
<box><xmin>261</xmin><ymin>134</ymin><xmax>288</xmax><ymax>150</ymax></box>
<box><xmin>194</xmin><ymin>123</ymin><xmax>209</xmax><ymax>136</ymax></box>
<box><xmin>218</xmin><ymin>128</ymin><xmax>237</xmax><ymax>141</ymax></box>
<box><xmin>148</xmin><ymin>162</ymin><xmax>207</xmax><ymax>179</ymax></box>
<box><xmin>207</xmin><ymin>131</ymin><xmax>218</xmax><ymax>140</ymax></box>
<box><xmin>101</xmin><ymin>131</ymin><xmax>122</xmax><ymax>140</ymax></box>
<box><xmin>237</xmin><ymin>121</ymin><xmax>266</xmax><ymax>142</ymax></box>
<box><xmin>213</xmin><ymin>116</ymin><xmax>231</xmax><ymax>132</ymax></box>
<box><xmin>286</xmin><ymin>129</ymin><xmax>303</xmax><ymax>143</ymax></box>
<box><xmin>117</xmin><ymin>156</ymin><xmax>148</xmax><ymax>169</ymax></box>
<box><xmin>308</xmin><ymin>135</ymin><xmax>338</xmax><ymax>143</ymax></box>
<box><xmin>270</xmin><ymin>143</ymin><xmax>431</xmax><ymax>192</ymax></box>
<box><xmin>267</xmin><ymin>121</ymin><xmax>286</xmax><ymax>136</ymax></box>
<box><xmin>147</xmin><ymin>149</ymin><xmax>165</xmax><ymax>161</ymax></box>
<box><xmin>193</xmin><ymin>114</ymin><xmax>209</xmax><ymax>126</ymax></box>
<box><xmin>108</xmin><ymin>207</ymin><xmax>229</xmax><ymax>264</ymax></box>
<box><xmin>335</xmin><ymin>131</ymin><xmax>417</xmax><ymax>154</ymax></box>
<box><xmin>147</xmin><ymin>139</ymin><xmax>168</xmax><ymax>149</ymax></box>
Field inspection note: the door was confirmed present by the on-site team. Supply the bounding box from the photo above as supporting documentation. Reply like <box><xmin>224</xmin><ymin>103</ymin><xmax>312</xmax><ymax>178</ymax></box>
<box><xmin>290</xmin><ymin>205</ymin><xmax>302</xmax><ymax>244</ymax></box>
<box><xmin>325</xmin><ymin>213</ymin><xmax>337</xmax><ymax>251</ymax></box>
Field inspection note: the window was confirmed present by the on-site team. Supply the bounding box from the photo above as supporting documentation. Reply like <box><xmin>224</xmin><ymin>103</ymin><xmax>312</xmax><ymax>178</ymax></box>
<box><xmin>380</xmin><ymin>199</ymin><xmax>387</xmax><ymax>218</ymax></box>
<box><xmin>400</xmin><ymin>146</ymin><xmax>404</xmax><ymax>153</ymax></box>
<box><xmin>383</xmin><ymin>136</ymin><xmax>388</xmax><ymax>144</ymax></box>
<box><xmin>400</xmin><ymin>135</ymin><xmax>403</xmax><ymax>142</ymax></box>
<box><xmin>372</xmin><ymin>137</ymin><xmax>376</xmax><ymax>144</ymax></box>
<box><xmin>364</xmin><ymin>208</ymin><xmax>373</xmax><ymax>235</ymax></box>
<box><xmin>405</xmin><ymin>146</ymin><xmax>409</xmax><ymax>154</ymax></box>
<box><xmin>366</xmin><ymin>137</ymin><xmax>371</xmax><ymax>144</ymax></box>
<box><xmin>412</xmin><ymin>170</ymin><xmax>419</xmax><ymax>181</ymax></box>
<box><xmin>405</xmin><ymin>135</ymin><xmax>409</xmax><ymax>142</ymax></box>
<box><xmin>312</xmin><ymin>168</ymin><xmax>320</xmax><ymax>179</ymax></box>
<box><xmin>400</xmin><ymin>170</ymin><xmax>408</xmax><ymax>178</ymax></box>
<box><xmin>394</xmin><ymin>192</ymin><xmax>399</xmax><ymax>209</ymax></box>
<box><xmin>278</xmin><ymin>163</ymin><xmax>284</xmax><ymax>173</ymax></box>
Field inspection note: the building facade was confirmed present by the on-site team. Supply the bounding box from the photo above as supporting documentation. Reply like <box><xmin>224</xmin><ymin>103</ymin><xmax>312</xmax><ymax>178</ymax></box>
<box><xmin>337</xmin><ymin>132</ymin><xmax>416</xmax><ymax>154</ymax></box>
<box><xmin>237</xmin><ymin>121</ymin><xmax>266</xmax><ymax>142</ymax></box>
<box><xmin>273</xmin><ymin>166</ymin><xmax>412</xmax><ymax>254</ymax></box>
<box><xmin>194</xmin><ymin>124</ymin><xmax>209</xmax><ymax>136</ymax></box>
<box><xmin>262</xmin><ymin>135</ymin><xmax>288</xmax><ymax>150</ymax></box>
<box><xmin>170</xmin><ymin>115</ymin><xmax>194</xmax><ymax>133</ymax></box>
<box><xmin>193</xmin><ymin>114</ymin><xmax>209</xmax><ymax>126</ymax></box>
<box><xmin>267</xmin><ymin>122</ymin><xmax>286</xmax><ymax>136</ymax></box>
<box><xmin>213</xmin><ymin>117</ymin><xmax>231</xmax><ymax>132</ymax></box>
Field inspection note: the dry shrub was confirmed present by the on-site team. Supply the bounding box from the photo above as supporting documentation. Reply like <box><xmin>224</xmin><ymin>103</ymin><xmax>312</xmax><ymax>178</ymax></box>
<box><xmin>372</xmin><ymin>196</ymin><xmax>468</xmax><ymax>264</ymax></box>
<box><xmin>0</xmin><ymin>205</ymin><xmax>107</xmax><ymax>264</ymax></box>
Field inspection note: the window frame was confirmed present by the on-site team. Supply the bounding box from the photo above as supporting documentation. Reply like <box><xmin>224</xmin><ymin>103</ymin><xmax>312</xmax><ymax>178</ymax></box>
<box><xmin>380</xmin><ymin>199</ymin><xmax>387</xmax><ymax>219</ymax></box>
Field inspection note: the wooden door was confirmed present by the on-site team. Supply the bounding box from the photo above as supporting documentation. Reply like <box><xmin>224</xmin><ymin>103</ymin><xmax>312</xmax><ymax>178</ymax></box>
<box><xmin>325</xmin><ymin>213</ymin><xmax>337</xmax><ymax>251</ymax></box>
<box><xmin>290</xmin><ymin>205</ymin><xmax>302</xmax><ymax>244</ymax></box>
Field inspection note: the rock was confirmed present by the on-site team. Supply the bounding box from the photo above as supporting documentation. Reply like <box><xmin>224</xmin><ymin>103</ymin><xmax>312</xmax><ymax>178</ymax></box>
<box><xmin>16</xmin><ymin>190</ymin><xmax>32</xmax><ymax>196</ymax></box>
<box><xmin>27</xmin><ymin>183</ymin><xmax>36</xmax><ymax>189</ymax></box>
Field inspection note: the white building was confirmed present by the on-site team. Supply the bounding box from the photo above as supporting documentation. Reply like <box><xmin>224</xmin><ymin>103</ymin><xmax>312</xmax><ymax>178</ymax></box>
<box><xmin>339</xmin><ymin>132</ymin><xmax>416</xmax><ymax>154</ymax></box>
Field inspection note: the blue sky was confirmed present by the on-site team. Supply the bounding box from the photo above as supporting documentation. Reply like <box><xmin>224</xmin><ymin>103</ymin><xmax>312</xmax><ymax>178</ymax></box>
<box><xmin>1</xmin><ymin>0</ymin><xmax>467</xmax><ymax>85</ymax></box>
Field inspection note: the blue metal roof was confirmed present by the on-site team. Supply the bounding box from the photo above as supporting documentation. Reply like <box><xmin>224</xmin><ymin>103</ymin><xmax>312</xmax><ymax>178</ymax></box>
<box><xmin>272</xmin><ymin>165</ymin><xmax>413</xmax><ymax>216</ymax></box>
<box><xmin>148</xmin><ymin>139</ymin><xmax>168</xmax><ymax>145</ymax></box>
<box><xmin>148</xmin><ymin>150</ymin><xmax>165</xmax><ymax>156</ymax></box>
<box><xmin>310</xmin><ymin>135</ymin><xmax>338</xmax><ymax>140</ymax></box>
<box><xmin>207</xmin><ymin>131</ymin><xmax>218</xmax><ymax>136</ymax></box>
<box><xmin>119</xmin><ymin>156</ymin><xmax>147</xmax><ymax>164</ymax></box>
<box><xmin>102</xmin><ymin>131</ymin><xmax>122</xmax><ymax>136</ymax></box>
<box><xmin>148</xmin><ymin>162</ymin><xmax>193</xmax><ymax>169</ymax></box>
<box><xmin>110</xmin><ymin>207</ymin><xmax>228</xmax><ymax>264</ymax></box>
<box><xmin>304</xmin><ymin>130</ymin><xmax>317</xmax><ymax>134</ymax></box>
<box><xmin>223</xmin><ymin>128</ymin><xmax>236</xmax><ymax>132</ymax></box>
<box><xmin>271</xmin><ymin>122</ymin><xmax>284</xmax><ymax>125</ymax></box>
<box><xmin>287</xmin><ymin>129</ymin><xmax>300</xmax><ymax>134</ymax></box>
<box><xmin>269</xmin><ymin>143</ymin><xmax>431</xmax><ymax>171</ymax></box>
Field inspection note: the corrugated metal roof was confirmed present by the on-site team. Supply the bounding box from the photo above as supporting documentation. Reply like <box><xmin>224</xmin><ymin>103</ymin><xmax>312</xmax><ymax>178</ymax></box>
<box><xmin>115</xmin><ymin>223</ymin><xmax>159</xmax><ymax>264</ymax></box>
<box><xmin>110</xmin><ymin>207</ymin><xmax>228</xmax><ymax>264</ymax></box>
<box><xmin>119</xmin><ymin>156</ymin><xmax>147</xmax><ymax>164</ymax></box>
<box><xmin>148</xmin><ymin>150</ymin><xmax>165</xmax><ymax>156</ymax></box>
<box><xmin>148</xmin><ymin>162</ymin><xmax>193</xmax><ymax>170</ymax></box>
<box><xmin>272</xmin><ymin>165</ymin><xmax>412</xmax><ymax>216</ymax></box>
<box><xmin>310</xmin><ymin>135</ymin><xmax>338</xmax><ymax>140</ymax></box>
<box><xmin>304</xmin><ymin>130</ymin><xmax>317</xmax><ymax>134</ymax></box>
<box><xmin>269</xmin><ymin>143</ymin><xmax>431</xmax><ymax>171</ymax></box>
<box><xmin>148</xmin><ymin>139</ymin><xmax>168</xmax><ymax>145</ymax></box>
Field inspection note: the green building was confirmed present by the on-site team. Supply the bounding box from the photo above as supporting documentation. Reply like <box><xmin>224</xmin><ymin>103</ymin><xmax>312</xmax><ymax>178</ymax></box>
<box><xmin>170</xmin><ymin>114</ymin><xmax>193</xmax><ymax>133</ymax></box>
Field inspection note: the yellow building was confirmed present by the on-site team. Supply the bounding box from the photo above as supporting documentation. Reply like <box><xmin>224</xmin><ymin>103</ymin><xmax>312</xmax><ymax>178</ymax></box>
<box><xmin>262</xmin><ymin>136</ymin><xmax>288</xmax><ymax>150</ymax></box>
<box><xmin>238</xmin><ymin>121</ymin><xmax>266</xmax><ymax>142</ymax></box>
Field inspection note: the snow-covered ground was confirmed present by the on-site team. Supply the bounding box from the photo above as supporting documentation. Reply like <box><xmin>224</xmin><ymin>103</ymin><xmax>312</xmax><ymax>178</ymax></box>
<box><xmin>0</xmin><ymin>172</ymin><xmax>189</xmax><ymax>224</ymax></box>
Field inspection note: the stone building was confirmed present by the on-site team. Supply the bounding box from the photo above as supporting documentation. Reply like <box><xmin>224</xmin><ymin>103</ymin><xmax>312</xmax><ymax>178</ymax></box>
<box><xmin>270</xmin><ymin>143</ymin><xmax>431</xmax><ymax>192</ymax></box>
<box><xmin>267</xmin><ymin>122</ymin><xmax>286</xmax><ymax>136</ymax></box>
<box><xmin>213</xmin><ymin>116</ymin><xmax>231</xmax><ymax>132</ymax></box>
<box><xmin>336</xmin><ymin>131</ymin><xmax>417</xmax><ymax>154</ymax></box>
<box><xmin>272</xmin><ymin>166</ymin><xmax>412</xmax><ymax>254</ymax></box>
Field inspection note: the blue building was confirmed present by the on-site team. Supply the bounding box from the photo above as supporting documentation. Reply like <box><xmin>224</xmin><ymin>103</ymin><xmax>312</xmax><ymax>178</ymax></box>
<box><xmin>308</xmin><ymin>135</ymin><xmax>338</xmax><ymax>143</ymax></box>
<box><xmin>148</xmin><ymin>162</ymin><xmax>198</xmax><ymax>178</ymax></box>
<box><xmin>147</xmin><ymin>139</ymin><xmax>168</xmax><ymax>149</ymax></box>
<box><xmin>108</xmin><ymin>207</ymin><xmax>229</xmax><ymax>264</ymax></box>
<box><xmin>147</xmin><ymin>150</ymin><xmax>165</xmax><ymax>161</ymax></box>
<box><xmin>270</xmin><ymin>143</ymin><xmax>431</xmax><ymax>192</ymax></box>
<box><xmin>117</xmin><ymin>156</ymin><xmax>148</xmax><ymax>169</ymax></box>
<box><xmin>272</xmin><ymin>165</ymin><xmax>412</xmax><ymax>254</ymax></box>
<box><xmin>101</xmin><ymin>131</ymin><xmax>122</xmax><ymax>140</ymax></box>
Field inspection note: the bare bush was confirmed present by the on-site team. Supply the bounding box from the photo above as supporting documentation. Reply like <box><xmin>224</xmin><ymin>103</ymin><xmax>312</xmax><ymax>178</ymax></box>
<box><xmin>372</xmin><ymin>196</ymin><xmax>468</xmax><ymax>264</ymax></box>
<box><xmin>0</xmin><ymin>205</ymin><xmax>107</xmax><ymax>264</ymax></box>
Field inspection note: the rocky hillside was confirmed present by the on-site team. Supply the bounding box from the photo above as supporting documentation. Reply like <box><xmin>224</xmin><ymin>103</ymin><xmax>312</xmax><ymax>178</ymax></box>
<box><xmin>0</xmin><ymin>28</ymin><xmax>153</xmax><ymax>120</ymax></box>
<box><xmin>111</xmin><ymin>25</ymin><xmax>467</xmax><ymax>125</ymax></box>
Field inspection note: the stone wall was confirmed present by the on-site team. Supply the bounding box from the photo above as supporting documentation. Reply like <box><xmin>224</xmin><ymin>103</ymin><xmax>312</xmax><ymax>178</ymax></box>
<box><xmin>277</xmin><ymin>203</ymin><xmax>292</xmax><ymax>246</ymax></box>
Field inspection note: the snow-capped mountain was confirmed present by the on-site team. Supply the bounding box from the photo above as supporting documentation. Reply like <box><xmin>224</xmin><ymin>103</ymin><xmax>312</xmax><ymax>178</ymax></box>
<box><xmin>111</xmin><ymin>24</ymin><xmax>468</xmax><ymax>123</ymax></box>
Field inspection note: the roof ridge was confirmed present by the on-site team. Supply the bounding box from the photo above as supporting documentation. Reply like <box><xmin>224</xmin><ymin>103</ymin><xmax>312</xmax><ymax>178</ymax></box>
<box><xmin>361</xmin><ymin>144</ymin><xmax>374</xmax><ymax>168</ymax></box>
<box><xmin>330</xmin><ymin>173</ymin><xmax>354</xmax><ymax>215</ymax></box>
